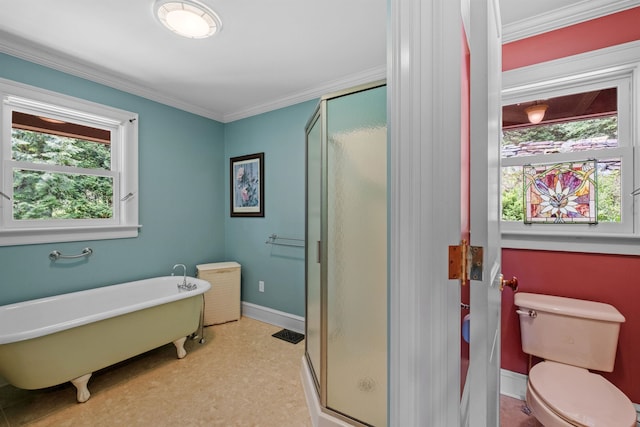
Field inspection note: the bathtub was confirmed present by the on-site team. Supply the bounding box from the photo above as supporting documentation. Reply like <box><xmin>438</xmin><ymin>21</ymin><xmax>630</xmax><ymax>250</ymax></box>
<box><xmin>0</xmin><ymin>275</ymin><xmax>211</xmax><ymax>402</ymax></box>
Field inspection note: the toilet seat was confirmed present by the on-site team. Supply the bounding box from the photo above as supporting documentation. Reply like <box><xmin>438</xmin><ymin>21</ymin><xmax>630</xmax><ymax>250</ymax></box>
<box><xmin>527</xmin><ymin>361</ymin><xmax>636</xmax><ymax>427</ymax></box>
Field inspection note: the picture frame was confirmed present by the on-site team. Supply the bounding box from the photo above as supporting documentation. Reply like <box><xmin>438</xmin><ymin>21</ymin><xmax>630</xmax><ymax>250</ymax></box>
<box><xmin>230</xmin><ymin>152</ymin><xmax>264</xmax><ymax>217</ymax></box>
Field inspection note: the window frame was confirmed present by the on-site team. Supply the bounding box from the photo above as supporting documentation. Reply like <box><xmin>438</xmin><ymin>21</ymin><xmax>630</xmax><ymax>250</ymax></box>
<box><xmin>0</xmin><ymin>78</ymin><xmax>139</xmax><ymax>246</ymax></box>
<box><xmin>501</xmin><ymin>41</ymin><xmax>640</xmax><ymax>255</ymax></box>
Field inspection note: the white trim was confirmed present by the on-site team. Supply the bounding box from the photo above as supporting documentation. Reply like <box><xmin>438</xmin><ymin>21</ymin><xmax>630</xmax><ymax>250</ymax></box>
<box><xmin>0</xmin><ymin>29</ymin><xmax>385</xmax><ymax>124</ymax></box>
<box><xmin>0</xmin><ymin>3</ymin><xmax>634</xmax><ymax>120</ymax></box>
<box><xmin>223</xmin><ymin>66</ymin><xmax>386</xmax><ymax>123</ymax></box>
<box><xmin>0</xmin><ymin>78</ymin><xmax>139</xmax><ymax>246</ymax></box>
<box><xmin>500</xmin><ymin>369</ymin><xmax>528</xmax><ymax>400</ymax></box>
<box><xmin>0</xmin><ymin>225</ymin><xmax>141</xmax><ymax>247</ymax></box>
<box><xmin>0</xmin><ymin>30</ymin><xmax>225</xmax><ymax>122</ymax></box>
<box><xmin>240</xmin><ymin>301</ymin><xmax>304</xmax><ymax>334</ymax></box>
<box><xmin>467</xmin><ymin>0</ymin><xmax>503</xmax><ymax>425</ymax></box>
<box><xmin>300</xmin><ymin>356</ymin><xmax>353</xmax><ymax>427</ymax></box>
<box><xmin>389</xmin><ymin>0</ymin><xmax>462</xmax><ymax>425</ymax></box>
<box><xmin>502</xmin><ymin>232</ymin><xmax>640</xmax><ymax>255</ymax></box>
<box><xmin>499</xmin><ymin>369</ymin><xmax>640</xmax><ymax>423</ymax></box>
<box><xmin>461</xmin><ymin>376</ymin><xmax>470</xmax><ymax>427</ymax></box>
<box><xmin>503</xmin><ymin>0</ymin><xmax>640</xmax><ymax>43</ymax></box>
<box><xmin>501</xmin><ymin>41</ymin><xmax>640</xmax><ymax>255</ymax></box>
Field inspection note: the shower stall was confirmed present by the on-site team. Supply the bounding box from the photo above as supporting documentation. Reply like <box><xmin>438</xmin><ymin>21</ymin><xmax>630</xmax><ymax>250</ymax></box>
<box><xmin>304</xmin><ymin>82</ymin><xmax>387</xmax><ymax>426</ymax></box>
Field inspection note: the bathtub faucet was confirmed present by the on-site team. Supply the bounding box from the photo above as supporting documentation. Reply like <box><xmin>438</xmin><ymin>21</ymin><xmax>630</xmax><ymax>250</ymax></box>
<box><xmin>172</xmin><ymin>264</ymin><xmax>197</xmax><ymax>291</ymax></box>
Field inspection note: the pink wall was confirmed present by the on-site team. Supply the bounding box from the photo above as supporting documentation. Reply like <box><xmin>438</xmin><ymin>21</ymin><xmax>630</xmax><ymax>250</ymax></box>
<box><xmin>500</xmin><ymin>6</ymin><xmax>640</xmax><ymax>403</ymax></box>
<box><xmin>503</xmin><ymin>7</ymin><xmax>640</xmax><ymax>71</ymax></box>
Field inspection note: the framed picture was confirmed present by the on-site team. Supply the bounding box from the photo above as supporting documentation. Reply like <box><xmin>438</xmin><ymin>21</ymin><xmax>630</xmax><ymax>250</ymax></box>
<box><xmin>230</xmin><ymin>152</ymin><xmax>264</xmax><ymax>217</ymax></box>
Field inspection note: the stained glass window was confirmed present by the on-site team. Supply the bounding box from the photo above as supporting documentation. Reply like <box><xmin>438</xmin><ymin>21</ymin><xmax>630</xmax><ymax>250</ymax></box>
<box><xmin>523</xmin><ymin>160</ymin><xmax>597</xmax><ymax>224</ymax></box>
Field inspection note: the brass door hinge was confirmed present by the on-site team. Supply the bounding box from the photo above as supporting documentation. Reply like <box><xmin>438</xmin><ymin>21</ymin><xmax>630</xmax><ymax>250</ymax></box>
<box><xmin>448</xmin><ymin>240</ymin><xmax>483</xmax><ymax>282</ymax></box>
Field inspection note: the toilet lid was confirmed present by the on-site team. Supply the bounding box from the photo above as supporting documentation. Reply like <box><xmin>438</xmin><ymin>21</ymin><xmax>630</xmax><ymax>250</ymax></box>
<box><xmin>529</xmin><ymin>361</ymin><xmax>636</xmax><ymax>427</ymax></box>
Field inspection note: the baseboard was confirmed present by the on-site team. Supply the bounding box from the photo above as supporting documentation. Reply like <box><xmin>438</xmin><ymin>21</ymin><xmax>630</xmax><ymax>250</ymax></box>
<box><xmin>500</xmin><ymin>369</ymin><xmax>528</xmax><ymax>401</ymax></box>
<box><xmin>500</xmin><ymin>368</ymin><xmax>640</xmax><ymax>423</ymax></box>
<box><xmin>241</xmin><ymin>301</ymin><xmax>305</xmax><ymax>334</ymax></box>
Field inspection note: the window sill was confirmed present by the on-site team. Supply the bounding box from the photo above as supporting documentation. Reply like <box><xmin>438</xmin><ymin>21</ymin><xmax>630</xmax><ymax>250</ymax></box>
<box><xmin>0</xmin><ymin>225</ymin><xmax>141</xmax><ymax>247</ymax></box>
<box><xmin>501</xmin><ymin>230</ymin><xmax>640</xmax><ymax>255</ymax></box>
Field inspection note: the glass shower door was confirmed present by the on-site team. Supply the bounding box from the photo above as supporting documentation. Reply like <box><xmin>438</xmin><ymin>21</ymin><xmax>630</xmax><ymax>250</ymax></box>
<box><xmin>305</xmin><ymin>82</ymin><xmax>387</xmax><ymax>426</ymax></box>
<box><xmin>305</xmin><ymin>112</ymin><xmax>322</xmax><ymax>391</ymax></box>
<box><xmin>325</xmin><ymin>85</ymin><xmax>387</xmax><ymax>426</ymax></box>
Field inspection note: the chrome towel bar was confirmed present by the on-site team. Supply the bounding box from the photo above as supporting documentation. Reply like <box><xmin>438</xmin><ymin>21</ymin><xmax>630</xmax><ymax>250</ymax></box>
<box><xmin>265</xmin><ymin>234</ymin><xmax>305</xmax><ymax>248</ymax></box>
<box><xmin>49</xmin><ymin>247</ymin><xmax>93</xmax><ymax>261</ymax></box>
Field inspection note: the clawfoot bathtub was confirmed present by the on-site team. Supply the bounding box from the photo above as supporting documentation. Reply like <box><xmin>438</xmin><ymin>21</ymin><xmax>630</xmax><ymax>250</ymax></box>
<box><xmin>0</xmin><ymin>275</ymin><xmax>210</xmax><ymax>402</ymax></box>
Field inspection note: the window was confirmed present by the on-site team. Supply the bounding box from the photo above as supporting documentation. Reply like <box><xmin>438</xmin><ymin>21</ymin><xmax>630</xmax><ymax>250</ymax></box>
<box><xmin>0</xmin><ymin>78</ymin><xmax>139</xmax><ymax>246</ymax></box>
<box><xmin>501</xmin><ymin>42</ymin><xmax>640</xmax><ymax>255</ymax></box>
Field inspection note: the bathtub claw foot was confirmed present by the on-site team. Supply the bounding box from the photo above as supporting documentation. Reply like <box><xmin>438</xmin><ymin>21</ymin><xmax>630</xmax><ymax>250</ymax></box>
<box><xmin>173</xmin><ymin>336</ymin><xmax>187</xmax><ymax>359</ymax></box>
<box><xmin>71</xmin><ymin>373</ymin><xmax>92</xmax><ymax>403</ymax></box>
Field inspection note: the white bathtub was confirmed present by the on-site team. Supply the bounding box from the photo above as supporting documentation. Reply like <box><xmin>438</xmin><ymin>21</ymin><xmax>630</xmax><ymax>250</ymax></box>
<box><xmin>0</xmin><ymin>275</ymin><xmax>211</xmax><ymax>402</ymax></box>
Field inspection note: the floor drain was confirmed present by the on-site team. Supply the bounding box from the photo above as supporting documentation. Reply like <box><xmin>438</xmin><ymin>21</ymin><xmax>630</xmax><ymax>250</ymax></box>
<box><xmin>272</xmin><ymin>329</ymin><xmax>305</xmax><ymax>344</ymax></box>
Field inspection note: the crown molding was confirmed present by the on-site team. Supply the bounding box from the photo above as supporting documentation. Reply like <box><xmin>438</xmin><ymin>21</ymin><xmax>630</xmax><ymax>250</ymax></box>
<box><xmin>0</xmin><ymin>29</ymin><xmax>385</xmax><ymax>124</ymax></box>
<box><xmin>9</xmin><ymin>0</ymin><xmax>635</xmax><ymax>121</ymax></box>
<box><xmin>503</xmin><ymin>0</ymin><xmax>640</xmax><ymax>43</ymax></box>
<box><xmin>222</xmin><ymin>65</ymin><xmax>386</xmax><ymax>123</ymax></box>
<box><xmin>0</xmin><ymin>30</ymin><xmax>226</xmax><ymax>122</ymax></box>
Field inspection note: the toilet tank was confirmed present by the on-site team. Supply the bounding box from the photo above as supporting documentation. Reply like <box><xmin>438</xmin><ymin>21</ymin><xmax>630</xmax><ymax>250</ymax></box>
<box><xmin>515</xmin><ymin>293</ymin><xmax>625</xmax><ymax>372</ymax></box>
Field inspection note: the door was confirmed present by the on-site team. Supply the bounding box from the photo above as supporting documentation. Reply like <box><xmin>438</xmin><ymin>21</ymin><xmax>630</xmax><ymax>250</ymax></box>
<box><xmin>305</xmin><ymin>110</ymin><xmax>322</xmax><ymax>393</ymax></box>
<box><xmin>466</xmin><ymin>0</ymin><xmax>503</xmax><ymax>426</ymax></box>
<box><xmin>305</xmin><ymin>84</ymin><xmax>387</xmax><ymax>426</ymax></box>
<box><xmin>388</xmin><ymin>0</ymin><xmax>501</xmax><ymax>424</ymax></box>
<box><xmin>325</xmin><ymin>85</ymin><xmax>387</xmax><ymax>426</ymax></box>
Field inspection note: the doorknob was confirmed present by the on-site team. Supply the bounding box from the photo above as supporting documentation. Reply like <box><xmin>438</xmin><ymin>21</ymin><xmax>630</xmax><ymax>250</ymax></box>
<box><xmin>499</xmin><ymin>275</ymin><xmax>518</xmax><ymax>292</ymax></box>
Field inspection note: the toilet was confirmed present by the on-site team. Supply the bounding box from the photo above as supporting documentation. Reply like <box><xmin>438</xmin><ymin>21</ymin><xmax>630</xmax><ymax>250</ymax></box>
<box><xmin>515</xmin><ymin>292</ymin><xmax>636</xmax><ymax>427</ymax></box>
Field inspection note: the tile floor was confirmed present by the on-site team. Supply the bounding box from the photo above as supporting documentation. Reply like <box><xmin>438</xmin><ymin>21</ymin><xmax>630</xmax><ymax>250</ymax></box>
<box><xmin>500</xmin><ymin>395</ymin><xmax>543</xmax><ymax>427</ymax></box>
<box><xmin>0</xmin><ymin>317</ymin><xmax>540</xmax><ymax>426</ymax></box>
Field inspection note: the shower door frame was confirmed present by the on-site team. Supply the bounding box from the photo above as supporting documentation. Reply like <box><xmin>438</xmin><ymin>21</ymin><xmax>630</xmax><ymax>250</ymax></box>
<box><xmin>304</xmin><ymin>80</ymin><xmax>387</xmax><ymax>427</ymax></box>
<box><xmin>304</xmin><ymin>104</ymin><xmax>324</xmax><ymax>402</ymax></box>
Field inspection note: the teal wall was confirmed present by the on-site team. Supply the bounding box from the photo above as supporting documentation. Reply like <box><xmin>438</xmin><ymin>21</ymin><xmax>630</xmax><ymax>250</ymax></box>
<box><xmin>224</xmin><ymin>101</ymin><xmax>317</xmax><ymax>317</ymax></box>
<box><xmin>0</xmin><ymin>53</ymin><xmax>226</xmax><ymax>305</ymax></box>
<box><xmin>0</xmin><ymin>53</ymin><xmax>315</xmax><ymax>318</ymax></box>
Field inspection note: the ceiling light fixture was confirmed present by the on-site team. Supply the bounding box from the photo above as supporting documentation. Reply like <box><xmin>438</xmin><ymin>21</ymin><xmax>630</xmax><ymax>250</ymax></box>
<box><xmin>155</xmin><ymin>0</ymin><xmax>222</xmax><ymax>39</ymax></box>
<box><xmin>39</xmin><ymin>116</ymin><xmax>67</xmax><ymax>124</ymax></box>
<box><xmin>524</xmin><ymin>103</ymin><xmax>548</xmax><ymax>124</ymax></box>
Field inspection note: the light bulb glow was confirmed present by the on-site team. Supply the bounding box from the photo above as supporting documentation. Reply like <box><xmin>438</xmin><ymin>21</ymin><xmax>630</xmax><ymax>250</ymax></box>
<box><xmin>166</xmin><ymin>10</ymin><xmax>209</xmax><ymax>38</ymax></box>
<box><xmin>525</xmin><ymin>104</ymin><xmax>548</xmax><ymax>124</ymax></box>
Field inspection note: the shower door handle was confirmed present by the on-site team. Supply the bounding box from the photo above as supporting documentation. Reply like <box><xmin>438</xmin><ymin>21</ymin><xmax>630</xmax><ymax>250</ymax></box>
<box><xmin>317</xmin><ymin>241</ymin><xmax>321</xmax><ymax>264</ymax></box>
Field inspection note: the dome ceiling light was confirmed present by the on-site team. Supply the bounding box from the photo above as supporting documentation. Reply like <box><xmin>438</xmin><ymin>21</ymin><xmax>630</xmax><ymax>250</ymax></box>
<box><xmin>155</xmin><ymin>0</ymin><xmax>222</xmax><ymax>39</ymax></box>
<box><xmin>524</xmin><ymin>103</ymin><xmax>548</xmax><ymax>124</ymax></box>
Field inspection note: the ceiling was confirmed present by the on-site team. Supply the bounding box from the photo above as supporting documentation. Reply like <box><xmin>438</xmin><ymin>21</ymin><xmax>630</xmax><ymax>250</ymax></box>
<box><xmin>503</xmin><ymin>88</ymin><xmax>617</xmax><ymax>128</ymax></box>
<box><xmin>0</xmin><ymin>0</ymin><xmax>637</xmax><ymax>123</ymax></box>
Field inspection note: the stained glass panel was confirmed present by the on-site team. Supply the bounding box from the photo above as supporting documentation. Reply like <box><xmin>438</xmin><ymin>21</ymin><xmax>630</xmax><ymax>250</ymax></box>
<box><xmin>524</xmin><ymin>160</ymin><xmax>597</xmax><ymax>224</ymax></box>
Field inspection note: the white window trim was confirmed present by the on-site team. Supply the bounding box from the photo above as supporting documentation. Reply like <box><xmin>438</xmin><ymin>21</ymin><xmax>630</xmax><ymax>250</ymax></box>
<box><xmin>0</xmin><ymin>78</ymin><xmax>140</xmax><ymax>246</ymax></box>
<box><xmin>501</xmin><ymin>40</ymin><xmax>640</xmax><ymax>255</ymax></box>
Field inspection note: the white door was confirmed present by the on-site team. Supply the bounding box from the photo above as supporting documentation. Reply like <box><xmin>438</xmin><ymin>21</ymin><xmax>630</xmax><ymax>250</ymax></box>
<box><xmin>465</xmin><ymin>0</ymin><xmax>503</xmax><ymax>426</ymax></box>
<box><xmin>389</xmin><ymin>0</ymin><xmax>501</xmax><ymax>425</ymax></box>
